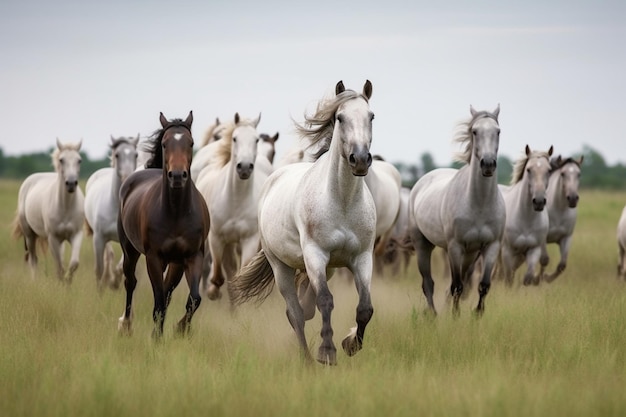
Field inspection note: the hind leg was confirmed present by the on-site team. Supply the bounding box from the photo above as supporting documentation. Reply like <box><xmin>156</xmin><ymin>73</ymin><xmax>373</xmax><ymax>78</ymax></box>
<box><xmin>409</xmin><ymin>226</ymin><xmax>437</xmax><ymax>315</ymax></box>
<box><xmin>22</xmin><ymin>226</ymin><xmax>39</xmax><ymax>279</ymax></box>
<box><xmin>619</xmin><ymin>243</ymin><xmax>626</xmax><ymax>280</ymax></box>
<box><xmin>66</xmin><ymin>230</ymin><xmax>83</xmax><ymax>283</ymax></box>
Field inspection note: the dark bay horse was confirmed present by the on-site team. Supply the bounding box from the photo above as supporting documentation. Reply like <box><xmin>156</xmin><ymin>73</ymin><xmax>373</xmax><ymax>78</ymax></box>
<box><xmin>117</xmin><ymin>111</ymin><xmax>210</xmax><ymax>338</ymax></box>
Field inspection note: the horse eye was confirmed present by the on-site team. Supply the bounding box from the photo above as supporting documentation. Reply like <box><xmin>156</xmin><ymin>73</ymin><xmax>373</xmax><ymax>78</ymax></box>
<box><xmin>370</xmin><ymin>113</ymin><xmax>375</xmax><ymax>121</ymax></box>
<box><xmin>337</xmin><ymin>114</ymin><xmax>344</xmax><ymax>124</ymax></box>
<box><xmin>233</xmin><ymin>137</ymin><xmax>237</xmax><ymax>143</ymax></box>
<box><xmin>472</xmin><ymin>129</ymin><xmax>478</xmax><ymax>136</ymax></box>
<box><xmin>256</xmin><ymin>138</ymin><xmax>260</xmax><ymax>143</ymax></box>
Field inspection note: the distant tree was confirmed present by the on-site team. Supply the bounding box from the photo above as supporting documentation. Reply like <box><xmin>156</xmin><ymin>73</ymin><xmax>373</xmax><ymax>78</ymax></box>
<box><xmin>420</xmin><ymin>152</ymin><xmax>437</xmax><ymax>175</ymax></box>
<box><xmin>497</xmin><ymin>155</ymin><xmax>513</xmax><ymax>185</ymax></box>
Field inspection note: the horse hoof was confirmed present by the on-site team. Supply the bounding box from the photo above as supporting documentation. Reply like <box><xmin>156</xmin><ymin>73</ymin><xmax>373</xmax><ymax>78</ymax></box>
<box><xmin>207</xmin><ymin>285</ymin><xmax>222</xmax><ymax>300</ymax></box>
<box><xmin>316</xmin><ymin>349</ymin><xmax>337</xmax><ymax>366</ymax></box>
<box><xmin>118</xmin><ymin>318</ymin><xmax>133</xmax><ymax>336</ymax></box>
<box><xmin>341</xmin><ymin>335</ymin><xmax>362</xmax><ymax>357</ymax></box>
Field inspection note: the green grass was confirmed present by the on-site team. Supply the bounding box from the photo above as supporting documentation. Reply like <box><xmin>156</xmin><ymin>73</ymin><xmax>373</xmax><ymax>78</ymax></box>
<box><xmin>1</xmin><ymin>179</ymin><xmax>625</xmax><ymax>417</ymax></box>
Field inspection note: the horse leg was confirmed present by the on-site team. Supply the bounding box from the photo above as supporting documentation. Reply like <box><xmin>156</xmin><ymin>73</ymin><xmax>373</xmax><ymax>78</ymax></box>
<box><xmin>111</xmin><ymin>252</ymin><xmax>124</xmax><ymax>290</ymax></box>
<box><xmin>268</xmin><ymin>253</ymin><xmax>314</xmax><ymax>363</ymax></box>
<box><xmin>476</xmin><ymin>242</ymin><xmax>499</xmax><ymax>315</ymax></box>
<box><xmin>93</xmin><ymin>234</ymin><xmax>106</xmax><ymax>291</ymax></box>
<box><xmin>23</xmin><ymin>226</ymin><xmax>38</xmax><ymax>279</ymax></box>
<box><xmin>65</xmin><ymin>230</ymin><xmax>83</xmax><ymax>284</ymax></box>
<box><xmin>499</xmin><ymin>245</ymin><xmax>516</xmax><ymax>287</ymax></box>
<box><xmin>176</xmin><ymin>254</ymin><xmax>204</xmax><ymax>335</ymax></box>
<box><xmin>118</xmin><ymin>242</ymin><xmax>140</xmax><ymax>336</ymax></box>
<box><xmin>207</xmin><ymin>234</ymin><xmax>225</xmax><ymax>300</ymax></box>
<box><xmin>342</xmin><ymin>251</ymin><xmax>374</xmax><ymax>357</ymax></box>
<box><xmin>539</xmin><ymin>242</ymin><xmax>549</xmax><ymax>281</ymax></box>
<box><xmin>47</xmin><ymin>235</ymin><xmax>66</xmax><ymax>282</ymax></box>
<box><xmin>545</xmin><ymin>236</ymin><xmax>572</xmax><ymax>283</ymax></box>
<box><xmin>619</xmin><ymin>243</ymin><xmax>626</xmax><ymax>280</ymax></box>
<box><xmin>303</xmin><ymin>250</ymin><xmax>336</xmax><ymax>365</ymax></box>
<box><xmin>522</xmin><ymin>247</ymin><xmax>542</xmax><ymax>286</ymax></box>
<box><xmin>146</xmin><ymin>255</ymin><xmax>167</xmax><ymax>339</ymax></box>
<box><xmin>409</xmin><ymin>227</ymin><xmax>437</xmax><ymax>315</ymax></box>
<box><xmin>447</xmin><ymin>243</ymin><xmax>465</xmax><ymax>317</ymax></box>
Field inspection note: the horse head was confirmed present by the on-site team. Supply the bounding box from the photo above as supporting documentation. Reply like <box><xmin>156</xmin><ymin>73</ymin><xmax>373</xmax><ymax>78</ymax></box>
<box><xmin>557</xmin><ymin>155</ymin><xmax>583</xmax><ymax>208</ymax></box>
<box><xmin>469</xmin><ymin>104</ymin><xmax>500</xmax><ymax>177</ymax></box>
<box><xmin>524</xmin><ymin>144</ymin><xmax>553</xmax><ymax>211</ymax></box>
<box><xmin>110</xmin><ymin>134</ymin><xmax>139</xmax><ymax>183</ymax></box>
<box><xmin>335</xmin><ymin>79</ymin><xmax>374</xmax><ymax>176</ymax></box>
<box><xmin>159</xmin><ymin>111</ymin><xmax>194</xmax><ymax>189</ymax></box>
<box><xmin>232</xmin><ymin>112</ymin><xmax>261</xmax><ymax>180</ymax></box>
<box><xmin>55</xmin><ymin>138</ymin><xmax>82</xmax><ymax>193</ymax></box>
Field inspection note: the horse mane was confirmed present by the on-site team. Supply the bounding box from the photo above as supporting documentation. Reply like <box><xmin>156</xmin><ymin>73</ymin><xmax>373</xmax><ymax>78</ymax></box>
<box><xmin>453</xmin><ymin>110</ymin><xmax>499</xmax><ymax>164</ymax></box>
<box><xmin>143</xmin><ymin>118</ymin><xmax>188</xmax><ymax>169</ymax></box>
<box><xmin>51</xmin><ymin>141</ymin><xmax>81</xmax><ymax>172</ymax></box>
<box><xmin>200</xmin><ymin>118</ymin><xmax>222</xmax><ymax>147</ymax></box>
<box><xmin>549</xmin><ymin>155</ymin><xmax>582</xmax><ymax>173</ymax></box>
<box><xmin>510</xmin><ymin>149</ymin><xmax>552</xmax><ymax>185</ymax></box>
<box><xmin>293</xmin><ymin>88</ymin><xmax>369</xmax><ymax>162</ymax></box>
<box><xmin>210</xmin><ymin>116</ymin><xmax>259</xmax><ymax>169</ymax></box>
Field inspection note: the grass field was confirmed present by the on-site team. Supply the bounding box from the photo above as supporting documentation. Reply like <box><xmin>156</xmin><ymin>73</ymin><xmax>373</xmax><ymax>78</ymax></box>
<box><xmin>0</xmin><ymin>179</ymin><xmax>625</xmax><ymax>417</ymax></box>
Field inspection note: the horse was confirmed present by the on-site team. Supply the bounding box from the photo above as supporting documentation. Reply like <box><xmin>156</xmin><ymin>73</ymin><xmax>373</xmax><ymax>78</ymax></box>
<box><xmin>231</xmin><ymin>80</ymin><xmax>376</xmax><ymax>365</ymax></box>
<box><xmin>12</xmin><ymin>138</ymin><xmax>85</xmax><ymax>282</ymax></box>
<box><xmin>195</xmin><ymin>112</ymin><xmax>273</xmax><ymax>301</ymax></box>
<box><xmin>190</xmin><ymin>117</ymin><xmax>227</xmax><ymax>181</ymax></box>
<box><xmin>381</xmin><ymin>186</ymin><xmax>413</xmax><ymax>276</ymax></box>
<box><xmin>116</xmin><ymin>111</ymin><xmax>210</xmax><ymax>338</ymax></box>
<box><xmin>539</xmin><ymin>155</ymin><xmax>583</xmax><ymax>282</ymax></box>
<box><xmin>84</xmin><ymin>135</ymin><xmax>139</xmax><ymax>291</ymax></box>
<box><xmin>366</xmin><ymin>156</ymin><xmax>402</xmax><ymax>271</ymax></box>
<box><xmin>497</xmin><ymin>145</ymin><xmax>553</xmax><ymax>286</ymax></box>
<box><xmin>407</xmin><ymin>105</ymin><xmax>505</xmax><ymax>316</ymax></box>
<box><xmin>617</xmin><ymin>205</ymin><xmax>626</xmax><ymax>280</ymax></box>
<box><xmin>258</xmin><ymin>132</ymin><xmax>279</xmax><ymax>164</ymax></box>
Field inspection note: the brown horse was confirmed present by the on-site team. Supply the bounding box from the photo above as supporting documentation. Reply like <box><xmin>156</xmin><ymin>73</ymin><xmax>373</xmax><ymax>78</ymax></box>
<box><xmin>117</xmin><ymin>111</ymin><xmax>210</xmax><ymax>338</ymax></box>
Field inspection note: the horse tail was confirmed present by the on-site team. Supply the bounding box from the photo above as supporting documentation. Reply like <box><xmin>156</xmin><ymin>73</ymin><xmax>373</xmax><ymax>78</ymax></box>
<box><xmin>230</xmin><ymin>249</ymin><xmax>275</xmax><ymax>306</ymax></box>
<box><xmin>10</xmin><ymin>213</ymin><xmax>23</xmax><ymax>241</ymax></box>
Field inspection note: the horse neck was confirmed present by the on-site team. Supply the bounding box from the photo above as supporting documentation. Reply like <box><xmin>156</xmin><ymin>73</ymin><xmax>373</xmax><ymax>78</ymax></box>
<box><xmin>323</xmin><ymin>137</ymin><xmax>363</xmax><ymax>203</ymax></box>
<box><xmin>465</xmin><ymin>157</ymin><xmax>499</xmax><ymax>203</ymax></box>
<box><xmin>547</xmin><ymin>171</ymin><xmax>566</xmax><ymax>209</ymax></box>
<box><xmin>161</xmin><ymin>170</ymin><xmax>193</xmax><ymax>215</ymax></box>
<box><xmin>110</xmin><ymin>167</ymin><xmax>123</xmax><ymax>205</ymax></box>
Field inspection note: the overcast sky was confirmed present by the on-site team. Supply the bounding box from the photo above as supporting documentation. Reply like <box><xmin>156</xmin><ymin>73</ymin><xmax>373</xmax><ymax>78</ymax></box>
<box><xmin>1</xmin><ymin>0</ymin><xmax>624</xmax><ymax>167</ymax></box>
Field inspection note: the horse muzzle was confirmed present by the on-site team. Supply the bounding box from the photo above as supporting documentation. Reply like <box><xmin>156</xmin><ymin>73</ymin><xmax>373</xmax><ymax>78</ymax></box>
<box><xmin>532</xmin><ymin>197</ymin><xmax>547</xmax><ymax>211</ymax></box>
<box><xmin>65</xmin><ymin>179</ymin><xmax>78</xmax><ymax>193</ymax></box>
<box><xmin>567</xmin><ymin>194</ymin><xmax>579</xmax><ymax>208</ymax></box>
<box><xmin>167</xmin><ymin>170</ymin><xmax>189</xmax><ymax>188</ymax></box>
<box><xmin>480</xmin><ymin>157</ymin><xmax>497</xmax><ymax>177</ymax></box>
<box><xmin>236</xmin><ymin>162</ymin><xmax>254</xmax><ymax>180</ymax></box>
<box><xmin>349</xmin><ymin>150</ymin><xmax>372</xmax><ymax>177</ymax></box>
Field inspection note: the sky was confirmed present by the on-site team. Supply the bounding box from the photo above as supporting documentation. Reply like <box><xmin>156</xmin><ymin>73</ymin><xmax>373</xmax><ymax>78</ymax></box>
<box><xmin>1</xmin><ymin>0</ymin><xmax>625</xmax><ymax>168</ymax></box>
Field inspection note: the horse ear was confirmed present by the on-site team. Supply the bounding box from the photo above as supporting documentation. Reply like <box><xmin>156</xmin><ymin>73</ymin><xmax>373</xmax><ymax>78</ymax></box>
<box><xmin>335</xmin><ymin>80</ymin><xmax>345</xmax><ymax>95</ymax></box>
<box><xmin>133</xmin><ymin>133</ymin><xmax>140</xmax><ymax>146</ymax></box>
<box><xmin>56</xmin><ymin>137</ymin><xmax>62</xmax><ymax>150</ymax></box>
<box><xmin>76</xmin><ymin>138</ymin><xmax>83</xmax><ymax>151</ymax></box>
<box><xmin>363</xmin><ymin>80</ymin><xmax>373</xmax><ymax>100</ymax></box>
<box><xmin>548</xmin><ymin>145</ymin><xmax>554</xmax><ymax>156</ymax></box>
<box><xmin>109</xmin><ymin>135</ymin><xmax>115</xmax><ymax>148</ymax></box>
<box><xmin>184</xmin><ymin>111</ymin><xmax>193</xmax><ymax>127</ymax></box>
<box><xmin>253</xmin><ymin>112</ymin><xmax>262</xmax><ymax>128</ymax></box>
<box><xmin>578</xmin><ymin>155</ymin><xmax>584</xmax><ymax>165</ymax></box>
<box><xmin>525</xmin><ymin>144</ymin><xmax>531</xmax><ymax>156</ymax></box>
<box><xmin>159</xmin><ymin>112</ymin><xmax>168</xmax><ymax>128</ymax></box>
<box><xmin>470</xmin><ymin>105</ymin><xmax>477</xmax><ymax>117</ymax></box>
<box><xmin>493</xmin><ymin>104</ymin><xmax>500</xmax><ymax>119</ymax></box>
<box><xmin>234</xmin><ymin>112</ymin><xmax>240</xmax><ymax>124</ymax></box>
<box><xmin>272</xmin><ymin>132</ymin><xmax>279</xmax><ymax>142</ymax></box>
<box><xmin>215</xmin><ymin>117</ymin><xmax>220</xmax><ymax>125</ymax></box>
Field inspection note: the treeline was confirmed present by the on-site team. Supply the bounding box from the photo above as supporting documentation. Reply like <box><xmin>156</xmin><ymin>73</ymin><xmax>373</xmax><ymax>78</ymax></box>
<box><xmin>1</xmin><ymin>144</ymin><xmax>625</xmax><ymax>189</ymax></box>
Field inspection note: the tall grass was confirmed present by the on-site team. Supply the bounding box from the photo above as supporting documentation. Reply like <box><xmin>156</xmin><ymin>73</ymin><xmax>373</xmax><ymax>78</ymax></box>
<box><xmin>1</xmin><ymin>179</ymin><xmax>624</xmax><ymax>417</ymax></box>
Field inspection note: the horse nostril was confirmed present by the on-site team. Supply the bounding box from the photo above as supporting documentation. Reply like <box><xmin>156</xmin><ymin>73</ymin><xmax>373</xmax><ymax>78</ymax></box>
<box><xmin>349</xmin><ymin>154</ymin><xmax>356</xmax><ymax>165</ymax></box>
<box><xmin>236</xmin><ymin>163</ymin><xmax>242</xmax><ymax>170</ymax></box>
<box><xmin>182</xmin><ymin>171</ymin><xmax>188</xmax><ymax>179</ymax></box>
<box><xmin>366</xmin><ymin>153</ymin><xmax>372</xmax><ymax>165</ymax></box>
<box><xmin>249</xmin><ymin>163</ymin><xmax>254</xmax><ymax>171</ymax></box>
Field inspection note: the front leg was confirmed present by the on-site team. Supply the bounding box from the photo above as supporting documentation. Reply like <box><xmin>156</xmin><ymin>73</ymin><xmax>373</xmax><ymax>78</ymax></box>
<box><xmin>342</xmin><ymin>251</ymin><xmax>374</xmax><ymax>356</ymax></box>
<box><xmin>476</xmin><ymin>241</ymin><xmax>500</xmax><ymax>315</ymax></box>
<box><xmin>523</xmin><ymin>246</ymin><xmax>542</xmax><ymax>286</ymax></box>
<box><xmin>66</xmin><ymin>230</ymin><xmax>84</xmax><ymax>283</ymax></box>
<box><xmin>545</xmin><ymin>236</ymin><xmax>572</xmax><ymax>283</ymax></box>
<box><xmin>47</xmin><ymin>235</ymin><xmax>66</xmax><ymax>282</ymax></box>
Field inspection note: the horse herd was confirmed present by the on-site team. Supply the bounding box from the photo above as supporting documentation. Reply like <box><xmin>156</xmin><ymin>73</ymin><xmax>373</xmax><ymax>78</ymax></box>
<box><xmin>10</xmin><ymin>79</ymin><xmax>616</xmax><ymax>365</ymax></box>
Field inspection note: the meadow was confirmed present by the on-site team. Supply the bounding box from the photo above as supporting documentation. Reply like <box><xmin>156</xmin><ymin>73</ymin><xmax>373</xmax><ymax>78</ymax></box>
<box><xmin>0</xmin><ymin>178</ymin><xmax>625</xmax><ymax>417</ymax></box>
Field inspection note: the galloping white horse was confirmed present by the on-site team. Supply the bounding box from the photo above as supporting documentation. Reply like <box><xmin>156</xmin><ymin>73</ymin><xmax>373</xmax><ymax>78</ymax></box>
<box><xmin>190</xmin><ymin>117</ymin><xmax>227</xmax><ymax>182</ymax></box>
<box><xmin>408</xmin><ymin>105</ymin><xmax>505</xmax><ymax>316</ymax></box>
<box><xmin>84</xmin><ymin>135</ymin><xmax>139</xmax><ymax>291</ymax></box>
<box><xmin>539</xmin><ymin>155</ymin><xmax>583</xmax><ymax>282</ymax></box>
<box><xmin>12</xmin><ymin>139</ymin><xmax>85</xmax><ymax>282</ymax></box>
<box><xmin>367</xmin><ymin>156</ymin><xmax>402</xmax><ymax>258</ymax></box>
<box><xmin>498</xmin><ymin>145</ymin><xmax>553</xmax><ymax>286</ymax></box>
<box><xmin>231</xmin><ymin>80</ymin><xmax>376</xmax><ymax>365</ymax></box>
<box><xmin>195</xmin><ymin>112</ymin><xmax>273</xmax><ymax>301</ymax></box>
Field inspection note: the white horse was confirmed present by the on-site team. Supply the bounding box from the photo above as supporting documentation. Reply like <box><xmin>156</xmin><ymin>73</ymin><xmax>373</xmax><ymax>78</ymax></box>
<box><xmin>367</xmin><ymin>156</ymin><xmax>402</xmax><ymax>270</ymax></box>
<box><xmin>258</xmin><ymin>132</ymin><xmax>279</xmax><ymax>164</ymax></box>
<box><xmin>231</xmin><ymin>80</ymin><xmax>376</xmax><ymax>365</ymax></box>
<box><xmin>84</xmin><ymin>135</ymin><xmax>139</xmax><ymax>291</ymax></box>
<box><xmin>408</xmin><ymin>105</ymin><xmax>505</xmax><ymax>316</ymax></box>
<box><xmin>617</xmin><ymin>205</ymin><xmax>626</xmax><ymax>280</ymax></box>
<box><xmin>498</xmin><ymin>145</ymin><xmax>553</xmax><ymax>286</ymax></box>
<box><xmin>381</xmin><ymin>186</ymin><xmax>413</xmax><ymax>276</ymax></box>
<box><xmin>195</xmin><ymin>112</ymin><xmax>273</xmax><ymax>301</ymax></box>
<box><xmin>12</xmin><ymin>138</ymin><xmax>85</xmax><ymax>282</ymax></box>
<box><xmin>539</xmin><ymin>155</ymin><xmax>583</xmax><ymax>282</ymax></box>
<box><xmin>190</xmin><ymin>117</ymin><xmax>227</xmax><ymax>181</ymax></box>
